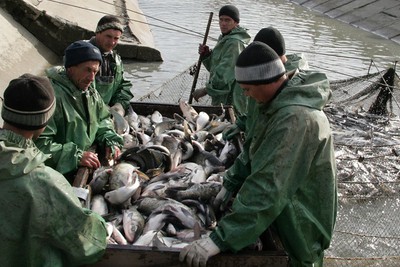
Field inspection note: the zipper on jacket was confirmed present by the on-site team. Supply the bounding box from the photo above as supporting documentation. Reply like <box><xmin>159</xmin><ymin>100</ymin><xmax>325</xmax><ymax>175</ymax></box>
<box><xmin>82</xmin><ymin>91</ymin><xmax>91</xmax><ymax>136</ymax></box>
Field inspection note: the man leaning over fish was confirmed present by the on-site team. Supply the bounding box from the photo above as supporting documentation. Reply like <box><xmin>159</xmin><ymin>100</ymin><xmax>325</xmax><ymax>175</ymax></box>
<box><xmin>0</xmin><ymin>74</ymin><xmax>108</xmax><ymax>266</ymax></box>
<box><xmin>35</xmin><ymin>40</ymin><xmax>123</xmax><ymax>181</ymax></box>
<box><xmin>179</xmin><ymin>42</ymin><xmax>337</xmax><ymax>266</ymax></box>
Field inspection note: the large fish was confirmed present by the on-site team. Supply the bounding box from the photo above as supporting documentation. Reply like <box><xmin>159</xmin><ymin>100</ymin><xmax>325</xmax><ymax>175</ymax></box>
<box><xmin>135</xmin><ymin>197</ymin><xmax>187</xmax><ymax>217</ymax></box>
<box><xmin>165</xmin><ymin>182</ymin><xmax>222</xmax><ymax>202</ymax></box>
<box><xmin>157</xmin><ymin>203</ymin><xmax>202</xmax><ymax>229</ymax></box>
<box><xmin>154</xmin><ymin>119</ymin><xmax>177</xmax><ymax>137</ymax></box>
<box><xmin>110</xmin><ymin>108</ymin><xmax>130</xmax><ymax>135</ymax></box>
<box><xmin>89</xmin><ymin>166</ymin><xmax>112</xmax><ymax>194</ymax></box>
<box><xmin>179</xmin><ymin>99</ymin><xmax>198</xmax><ymax>124</ymax></box>
<box><xmin>132</xmin><ymin>230</ymin><xmax>164</xmax><ymax>247</ymax></box>
<box><xmin>90</xmin><ymin>194</ymin><xmax>109</xmax><ymax>216</ymax></box>
<box><xmin>122</xmin><ymin>206</ymin><xmax>145</xmax><ymax>243</ymax></box>
<box><xmin>111</xmin><ymin>223</ymin><xmax>128</xmax><ymax>245</ymax></box>
<box><xmin>120</xmin><ymin>145</ymin><xmax>172</xmax><ymax>173</ymax></box>
<box><xmin>109</xmin><ymin>162</ymin><xmax>138</xmax><ymax>190</ymax></box>
<box><xmin>140</xmin><ymin>180</ymin><xmax>170</xmax><ymax>198</ymax></box>
<box><xmin>104</xmin><ymin>177</ymin><xmax>140</xmax><ymax>205</ymax></box>
<box><xmin>151</xmin><ymin>110</ymin><xmax>164</xmax><ymax>124</ymax></box>
<box><xmin>196</xmin><ymin>111</ymin><xmax>210</xmax><ymax>131</ymax></box>
<box><xmin>218</xmin><ymin>140</ymin><xmax>239</xmax><ymax>168</ymax></box>
<box><xmin>143</xmin><ymin>210</ymin><xmax>169</xmax><ymax>233</ymax></box>
<box><xmin>125</xmin><ymin>105</ymin><xmax>139</xmax><ymax>131</ymax></box>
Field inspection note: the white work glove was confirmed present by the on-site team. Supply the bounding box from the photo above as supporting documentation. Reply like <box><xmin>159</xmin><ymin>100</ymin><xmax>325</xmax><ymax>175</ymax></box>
<box><xmin>179</xmin><ymin>237</ymin><xmax>221</xmax><ymax>267</ymax></box>
<box><xmin>212</xmin><ymin>186</ymin><xmax>233</xmax><ymax>212</ymax></box>
<box><xmin>110</xmin><ymin>103</ymin><xmax>125</xmax><ymax>116</ymax></box>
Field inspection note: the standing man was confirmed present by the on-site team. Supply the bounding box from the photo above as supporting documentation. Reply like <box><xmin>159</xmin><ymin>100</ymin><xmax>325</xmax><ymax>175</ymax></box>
<box><xmin>222</xmin><ymin>26</ymin><xmax>309</xmax><ymax>141</ymax></box>
<box><xmin>89</xmin><ymin>15</ymin><xmax>134</xmax><ymax>116</ymax></box>
<box><xmin>180</xmin><ymin>42</ymin><xmax>337</xmax><ymax>267</ymax></box>
<box><xmin>36</xmin><ymin>40</ymin><xmax>123</xmax><ymax>179</ymax></box>
<box><xmin>192</xmin><ymin>5</ymin><xmax>251</xmax><ymax>117</ymax></box>
<box><xmin>253</xmin><ymin>26</ymin><xmax>309</xmax><ymax>73</ymax></box>
<box><xmin>0</xmin><ymin>74</ymin><xmax>107</xmax><ymax>266</ymax></box>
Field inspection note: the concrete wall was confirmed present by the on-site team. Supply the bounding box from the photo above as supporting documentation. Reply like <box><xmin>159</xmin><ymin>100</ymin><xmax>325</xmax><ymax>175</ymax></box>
<box><xmin>289</xmin><ymin>0</ymin><xmax>400</xmax><ymax>45</ymax></box>
<box><xmin>0</xmin><ymin>0</ymin><xmax>161</xmax><ymax>125</ymax></box>
<box><xmin>0</xmin><ymin>8</ymin><xmax>60</xmax><ymax>93</ymax></box>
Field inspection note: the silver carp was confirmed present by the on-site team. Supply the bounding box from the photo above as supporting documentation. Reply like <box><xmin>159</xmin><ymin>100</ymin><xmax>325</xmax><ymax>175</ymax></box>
<box><xmin>165</xmin><ymin>182</ymin><xmax>222</xmax><ymax>202</ymax></box>
<box><xmin>110</xmin><ymin>108</ymin><xmax>130</xmax><ymax>135</ymax></box>
<box><xmin>196</xmin><ymin>111</ymin><xmax>210</xmax><ymax>131</ymax></box>
<box><xmin>90</xmin><ymin>194</ymin><xmax>108</xmax><ymax>216</ymax></box>
<box><xmin>122</xmin><ymin>206</ymin><xmax>145</xmax><ymax>243</ymax></box>
<box><xmin>89</xmin><ymin>166</ymin><xmax>112</xmax><ymax>194</ymax></box>
<box><xmin>104</xmin><ymin>177</ymin><xmax>140</xmax><ymax>205</ymax></box>
<box><xmin>109</xmin><ymin>162</ymin><xmax>138</xmax><ymax>190</ymax></box>
<box><xmin>179</xmin><ymin>99</ymin><xmax>198</xmax><ymax>124</ymax></box>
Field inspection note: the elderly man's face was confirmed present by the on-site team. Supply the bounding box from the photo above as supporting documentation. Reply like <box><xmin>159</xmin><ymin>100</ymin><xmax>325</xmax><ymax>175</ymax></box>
<box><xmin>67</xmin><ymin>60</ymin><xmax>100</xmax><ymax>90</ymax></box>
<box><xmin>95</xmin><ymin>29</ymin><xmax>122</xmax><ymax>53</ymax></box>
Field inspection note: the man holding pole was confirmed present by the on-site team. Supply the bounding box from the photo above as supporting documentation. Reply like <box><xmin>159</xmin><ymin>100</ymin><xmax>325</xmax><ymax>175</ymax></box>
<box><xmin>192</xmin><ymin>5</ymin><xmax>250</xmax><ymax>117</ymax></box>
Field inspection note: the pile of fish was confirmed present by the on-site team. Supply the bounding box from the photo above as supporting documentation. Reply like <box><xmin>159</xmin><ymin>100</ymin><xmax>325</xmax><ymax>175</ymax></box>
<box><xmin>82</xmin><ymin>99</ymin><xmax>400</xmax><ymax>249</ymax></box>
<box><xmin>85</xmin><ymin>100</ymin><xmax>239</xmax><ymax>248</ymax></box>
<box><xmin>325</xmin><ymin>104</ymin><xmax>400</xmax><ymax>200</ymax></box>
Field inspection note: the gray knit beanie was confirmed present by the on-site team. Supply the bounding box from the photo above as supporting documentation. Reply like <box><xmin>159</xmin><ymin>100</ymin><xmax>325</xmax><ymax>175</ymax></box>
<box><xmin>254</xmin><ymin>27</ymin><xmax>286</xmax><ymax>56</ymax></box>
<box><xmin>64</xmin><ymin>40</ymin><xmax>103</xmax><ymax>68</ymax></box>
<box><xmin>96</xmin><ymin>15</ymin><xmax>124</xmax><ymax>33</ymax></box>
<box><xmin>2</xmin><ymin>73</ymin><xmax>55</xmax><ymax>130</ymax></box>
<box><xmin>235</xmin><ymin>41</ymin><xmax>285</xmax><ymax>85</ymax></box>
<box><xmin>219</xmin><ymin>5</ymin><xmax>240</xmax><ymax>23</ymax></box>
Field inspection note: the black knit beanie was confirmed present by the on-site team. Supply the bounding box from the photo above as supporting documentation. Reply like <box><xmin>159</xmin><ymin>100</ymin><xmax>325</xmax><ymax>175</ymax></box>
<box><xmin>2</xmin><ymin>73</ymin><xmax>55</xmax><ymax>130</ymax></box>
<box><xmin>219</xmin><ymin>5</ymin><xmax>240</xmax><ymax>23</ymax></box>
<box><xmin>64</xmin><ymin>40</ymin><xmax>103</xmax><ymax>68</ymax></box>
<box><xmin>96</xmin><ymin>15</ymin><xmax>124</xmax><ymax>33</ymax></box>
<box><xmin>254</xmin><ymin>27</ymin><xmax>286</xmax><ymax>56</ymax></box>
<box><xmin>235</xmin><ymin>41</ymin><xmax>286</xmax><ymax>85</ymax></box>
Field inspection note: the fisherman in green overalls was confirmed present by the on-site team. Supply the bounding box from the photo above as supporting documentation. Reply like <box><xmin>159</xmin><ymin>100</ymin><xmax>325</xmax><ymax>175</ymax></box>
<box><xmin>180</xmin><ymin>42</ymin><xmax>337</xmax><ymax>267</ymax></box>
<box><xmin>192</xmin><ymin>5</ymin><xmax>251</xmax><ymax>117</ymax></box>
<box><xmin>89</xmin><ymin>15</ymin><xmax>134</xmax><ymax>116</ymax></box>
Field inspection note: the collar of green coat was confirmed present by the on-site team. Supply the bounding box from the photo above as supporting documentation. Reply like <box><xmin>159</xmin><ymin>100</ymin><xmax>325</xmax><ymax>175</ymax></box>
<box><xmin>258</xmin><ymin>70</ymin><xmax>331</xmax><ymax>115</ymax></box>
<box><xmin>45</xmin><ymin>66</ymin><xmax>98</xmax><ymax>97</ymax></box>
<box><xmin>218</xmin><ymin>26</ymin><xmax>251</xmax><ymax>42</ymax></box>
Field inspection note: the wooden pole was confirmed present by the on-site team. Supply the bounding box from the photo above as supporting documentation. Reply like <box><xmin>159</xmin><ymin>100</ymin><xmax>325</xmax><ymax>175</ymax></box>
<box><xmin>188</xmin><ymin>12</ymin><xmax>213</xmax><ymax>104</ymax></box>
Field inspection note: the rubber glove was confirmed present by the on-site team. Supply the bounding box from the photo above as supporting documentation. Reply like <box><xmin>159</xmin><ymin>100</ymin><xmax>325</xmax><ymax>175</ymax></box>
<box><xmin>192</xmin><ymin>88</ymin><xmax>207</xmax><ymax>102</ymax></box>
<box><xmin>179</xmin><ymin>237</ymin><xmax>221</xmax><ymax>267</ymax></box>
<box><xmin>198</xmin><ymin>44</ymin><xmax>211</xmax><ymax>59</ymax></box>
<box><xmin>212</xmin><ymin>186</ymin><xmax>233</xmax><ymax>212</ymax></box>
<box><xmin>222</xmin><ymin>123</ymin><xmax>241</xmax><ymax>141</ymax></box>
<box><xmin>110</xmin><ymin>103</ymin><xmax>125</xmax><ymax>116</ymax></box>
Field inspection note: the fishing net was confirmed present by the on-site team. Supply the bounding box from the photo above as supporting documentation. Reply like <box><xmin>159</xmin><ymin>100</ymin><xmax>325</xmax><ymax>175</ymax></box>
<box><xmin>137</xmin><ymin>62</ymin><xmax>400</xmax><ymax>266</ymax></box>
<box><xmin>138</xmin><ymin>63</ymin><xmax>212</xmax><ymax>105</ymax></box>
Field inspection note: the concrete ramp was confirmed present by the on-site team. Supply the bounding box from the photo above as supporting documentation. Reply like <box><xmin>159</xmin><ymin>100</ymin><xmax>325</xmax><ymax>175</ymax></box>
<box><xmin>2</xmin><ymin>0</ymin><xmax>162</xmax><ymax>61</ymax></box>
<box><xmin>0</xmin><ymin>8</ymin><xmax>59</xmax><ymax>91</ymax></box>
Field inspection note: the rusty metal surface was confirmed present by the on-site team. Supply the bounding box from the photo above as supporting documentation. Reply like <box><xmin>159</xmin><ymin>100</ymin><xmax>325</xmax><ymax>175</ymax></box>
<box><xmin>86</xmin><ymin>244</ymin><xmax>288</xmax><ymax>267</ymax></box>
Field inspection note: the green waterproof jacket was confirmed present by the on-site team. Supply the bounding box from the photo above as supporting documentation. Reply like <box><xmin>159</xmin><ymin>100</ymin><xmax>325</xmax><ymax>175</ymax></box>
<box><xmin>0</xmin><ymin>129</ymin><xmax>107</xmax><ymax>267</ymax></box>
<box><xmin>202</xmin><ymin>26</ymin><xmax>251</xmax><ymax>116</ymax></box>
<box><xmin>35</xmin><ymin>66</ymin><xmax>123</xmax><ymax>175</ymax></box>
<box><xmin>210</xmin><ymin>70</ymin><xmax>338</xmax><ymax>266</ymax></box>
<box><xmin>89</xmin><ymin>38</ymin><xmax>133</xmax><ymax>110</ymax></box>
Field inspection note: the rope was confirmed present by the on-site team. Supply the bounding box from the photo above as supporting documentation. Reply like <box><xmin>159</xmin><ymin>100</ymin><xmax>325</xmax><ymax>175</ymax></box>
<box><xmin>41</xmin><ymin>0</ymin><xmax>400</xmax><ymax>66</ymax></box>
<box><xmin>334</xmin><ymin>230</ymin><xmax>400</xmax><ymax>240</ymax></box>
<box><xmin>40</xmin><ymin>0</ymin><xmax>400</xmax><ymax>101</ymax></box>
<box><xmin>43</xmin><ymin>0</ymin><xmax>218</xmax><ymax>41</ymax></box>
